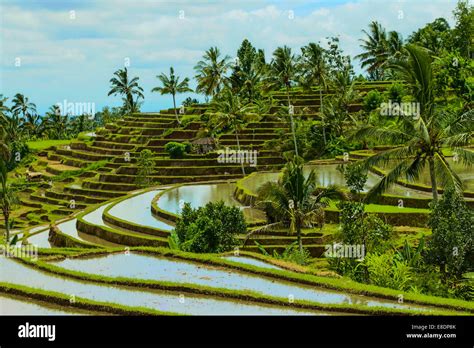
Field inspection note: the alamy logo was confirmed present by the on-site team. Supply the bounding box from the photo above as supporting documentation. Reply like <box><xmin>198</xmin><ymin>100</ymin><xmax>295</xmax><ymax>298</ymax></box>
<box><xmin>56</xmin><ymin>99</ymin><xmax>95</xmax><ymax>119</ymax></box>
<box><xmin>380</xmin><ymin>101</ymin><xmax>420</xmax><ymax>119</ymax></box>
<box><xmin>324</xmin><ymin>243</ymin><xmax>365</xmax><ymax>259</ymax></box>
<box><xmin>217</xmin><ymin>147</ymin><xmax>258</xmax><ymax>167</ymax></box>
<box><xmin>18</xmin><ymin>322</ymin><xmax>56</xmax><ymax>341</ymax></box>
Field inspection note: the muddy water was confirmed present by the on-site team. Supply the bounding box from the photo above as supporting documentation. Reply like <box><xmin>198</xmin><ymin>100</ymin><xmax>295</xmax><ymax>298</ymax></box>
<box><xmin>0</xmin><ymin>258</ymin><xmax>326</xmax><ymax>315</ymax></box>
<box><xmin>52</xmin><ymin>252</ymin><xmax>430</xmax><ymax>312</ymax></box>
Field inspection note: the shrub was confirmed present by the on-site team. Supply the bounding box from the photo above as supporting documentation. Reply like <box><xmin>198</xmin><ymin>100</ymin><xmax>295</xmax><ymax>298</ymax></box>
<box><xmin>337</xmin><ymin>162</ymin><xmax>368</xmax><ymax>194</ymax></box>
<box><xmin>256</xmin><ymin>241</ymin><xmax>312</xmax><ymax>266</ymax></box>
<box><xmin>135</xmin><ymin>149</ymin><xmax>155</xmax><ymax>186</ymax></box>
<box><xmin>172</xmin><ymin>201</ymin><xmax>246</xmax><ymax>253</ymax></box>
<box><xmin>363</xmin><ymin>90</ymin><xmax>383</xmax><ymax>112</ymax></box>
<box><xmin>362</xmin><ymin>252</ymin><xmax>413</xmax><ymax>291</ymax></box>
<box><xmin>425</xmin><ymin>189</ymin><xmax>473</xmax><ymax>278</ymax></box>
<box><xmin>337</xmin><ymin>201</ymin><xmax>393</xmax><ymax>253</ymax></box>
<box><xmin>165</xmin><ymin>142</ymin><xmax>188</xmax><ymax>159</ymax></box>
<box><xmin>386</xmin><ymin>83</ymin><xmax>405</xmax><ymax>103</ymax></box>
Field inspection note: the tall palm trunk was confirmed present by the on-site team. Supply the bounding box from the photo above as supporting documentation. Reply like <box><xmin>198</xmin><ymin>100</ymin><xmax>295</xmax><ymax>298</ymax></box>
<box><xmin>319</xmin><ymin>88</ymin><xmax>326</xmax><ymax>145</ymax></box>
<box><xmin>428</xmin><ymin>157</ymin><xmax>438</xmax><ymax>201</ymax></box>
<box><xmin>172</xmin><ymin>93</ymin><xmax>181</xmax><ymax>125</ymax></box>
<box><xmin>235</xmin><ymin>130</ymin><xmax>246</xmax><ymax>175</ymax></box>
<box><xmin>286</xmin><ymin>85</ymin><xmax>299</xmax><ymax>157</ymax></box>
<box><xmin>3</xmin><ymin>207</ymin><xmax>9</xmax><ymax>243</ymax></box>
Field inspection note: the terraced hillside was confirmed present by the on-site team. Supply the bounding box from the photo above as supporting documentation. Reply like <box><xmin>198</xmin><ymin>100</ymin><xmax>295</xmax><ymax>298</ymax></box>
<box><xmin>10</xmin><ymin>81</ymin><xmax>394</xmax><ymax>231</ymax></box>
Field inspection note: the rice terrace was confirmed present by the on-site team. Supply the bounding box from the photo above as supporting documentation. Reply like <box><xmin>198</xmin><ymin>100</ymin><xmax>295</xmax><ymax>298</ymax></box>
<box><xmin>0</xmin><ymin>0</ymin><xmax>473</xmax><ymax>338</ymax></box>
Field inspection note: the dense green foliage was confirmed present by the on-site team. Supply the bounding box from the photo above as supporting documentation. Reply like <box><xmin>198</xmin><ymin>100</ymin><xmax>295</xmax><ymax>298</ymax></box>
<box><xmin>172</xmin><ymin>201</ymin><xmax>246</xmax><ymax>253</ymax></box>
<box><xmin>165</xmin><ymin>142</ymin><xmax>190</xmax><ymax>159</ymax></box>
<box><xmin>425</xmin><ymin>189</ymin><xmax>474</xmax><ymax>277</ymax></box>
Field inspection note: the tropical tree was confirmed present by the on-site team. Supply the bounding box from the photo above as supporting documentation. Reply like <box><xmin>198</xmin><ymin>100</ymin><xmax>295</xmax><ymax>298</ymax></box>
<box><xmin>194</xmin><ymin>47</ymin><xmax>231</xmax><ymax>97</ymax></box>
<box><xmin>408</xmin><ymin>18</ymin><xmax>452</xmax><ymax>55</ymax></box>
<box><xmin>356</xmin><ymin>22</ymin><xmax>404</xmax><ymax>80</ymax></box>
<box><xmin>229</xmin><ymin>39</ymin><xmax>263</xmax><ymax>103</ymax></box>
<box><xmin>11</xmin><ymin>93</ymin><xmax>38</xmax><ymax>136</ymax></box>
<box><xmin>255</xmin><ymin>159</ymin><xmax>346</xmax><ymax>252</ymax></box>
<box><xmin>11</xmin><ymin>93</ymin><xmax>37</xmax><ymax>122</ymax></box>
<box><xmin>209</xmin><ymin>88</ymin><xmax>257</xmax><ymax>175</ymax></box>
<box><xmin>152</xmin><ymin>67</ymin><xmax>193</xmax><ymax>124</ymax></box>
<box><xmin>108</xmin><ymin>67</ymin><xmax>144</xmax><ymax>114</ymax></box>
<box><xmin>353</xmin><ymin>45</ymin><xmax>474</xmax><ymax>201</ymax></box>
<box><xmin>0</xmin><ymin>126</ymin><xmax>17</xmax><ymax>243</ymax></box>
<box><xmin>266</xmin><ymin>46</ymin><xmax>299</xmax><ymax>156</ymax></box>
<box><xmin>452</xmin><ymin>0</ymin><xmax>473</xmax><ymax>59</ymax></box>
<box><xmin>298</xmin><ymin>42</ymin><xmax>329</xmax><ymax>144</ymax></box>
<box><xmin>43</xmin><ymin>105</ymin><xmax>69</xmax><ymax>139</ymax></box>
<box><xmin>355</xmin><ymin>21</ymin><xmax>389</xmax><ymax>80</ymax></box>
<box><xmin>323</xmin><ymin>67</ymin><xmax>359</xmax><ymax>138</ymax></box>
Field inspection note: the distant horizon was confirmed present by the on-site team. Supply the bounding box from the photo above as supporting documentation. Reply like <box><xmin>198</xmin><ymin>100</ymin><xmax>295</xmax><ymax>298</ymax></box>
<box><xmin>1</xmin><ymin>0</ymin><xmax>458</xmax><ymax>114</ymax></box>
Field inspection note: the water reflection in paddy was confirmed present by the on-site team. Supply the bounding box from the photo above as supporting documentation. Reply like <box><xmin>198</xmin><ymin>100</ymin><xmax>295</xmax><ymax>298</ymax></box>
<box><xmin>108</xmin><ymin>190</ymin><xmax>173</xmax><ymax>231</ymax></box>
<box><xmin>52</xmin><ymin>252</ymin><xmax>429</xmax><ymax>311</ymax></box>
<box><xmin>243</xmin><ymin>164</ymin><xmax>433</xmax><ymax>198</ymax></box>
<box><xmin>223</xmin><ymin>256</ymin><xmax>283</xmax><ymax>270</ymax></box>
<box><xmin>0</xmin><ymin>258</ymin><xmax>325</xmax><ymax>316</ymax></box>
<box><xmin>157</xmin><ymin>183</ymin><xmax>265</xmax><ymax>222</ymax></box>
<box><xmin>57</xmin><ymin>218</ymin><xmax>121</xmax><ymax>247</ymax></box>
<box><xmin>0</xmin><ymin>294</ymin><xmax>92</xmax><ymax>315</ymax></box>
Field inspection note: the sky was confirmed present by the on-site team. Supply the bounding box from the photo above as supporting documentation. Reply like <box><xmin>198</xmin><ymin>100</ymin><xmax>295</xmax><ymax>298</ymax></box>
<box><xmin>0</xmin><ymin>0</ymin><xmax>460</xmax><ymax>114</ymax></box>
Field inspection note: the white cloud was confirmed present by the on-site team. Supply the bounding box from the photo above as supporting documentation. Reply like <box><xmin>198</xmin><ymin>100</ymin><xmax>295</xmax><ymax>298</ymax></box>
<box><xmin>0</xmin><ymin>0</ymin><xmax>459</xmax><ymax>113</ymax></box>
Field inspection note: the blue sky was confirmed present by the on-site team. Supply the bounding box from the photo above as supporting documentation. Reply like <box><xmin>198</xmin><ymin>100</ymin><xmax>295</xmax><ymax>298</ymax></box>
<box><xmin>0</xmin><ymin>0</ymin><xmax>459</xmax><ymax>114</ymax></box>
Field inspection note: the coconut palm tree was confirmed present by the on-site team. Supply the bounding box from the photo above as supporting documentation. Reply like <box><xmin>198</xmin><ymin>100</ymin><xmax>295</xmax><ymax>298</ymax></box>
<box><xmin>209</xmin><ymin>88</ymin><xmax>257</xmax><ymax>175</ymax></box>
<box><xmin>298</xmin><ymin>42</ymin><xmax>330</xmax><ymax>144</ymax></box>
<box><xmin>353</xmin><ymin>45</ymin><xmax>474</xmax><ymax>201</ymax></box>
<box><xmin>11</xmin><ymin>93</ymin><xmax>37</xmax><ymax>121</ymax></box>
<box><xmin>194</xmin><ymin>47</ymin><xmax>231</xmax><ymax>97</ymax></box>
<box><xmin>152</xmin><ymin>67</ymin><xmax>193</xmax><ymax>124</ymax></box>
<box><xmin>108</xmin><ymin>67</ymin><xmax>144</xmax><ymax>114</ymax></box>
<box><xmin>355</xmin><ymin>21</ymin><xmax>390</xmax><ymax>80</ymax></box>
<box><xmin>44</xmin><ymin>105</ymin><xmax>69</xmax><ymax>139</ymax></box>
<box><xmin>266</xmin><ymin>46</ymin><xmax>299</xmax><ymax>156</ymax></box>
<box><xmin>11</xmin><ymin>93</ymin><xmax>38</xmax><ymax>136</ymax></box>
<box><xmin>254</xmin><ymin>159</ymin><xmax>346</xmax><ymax>252</ymax></box>
<box><xmin>0</xmin><ymin>125</ymin><xmax>17</xmax><ymax>243</ymax></box>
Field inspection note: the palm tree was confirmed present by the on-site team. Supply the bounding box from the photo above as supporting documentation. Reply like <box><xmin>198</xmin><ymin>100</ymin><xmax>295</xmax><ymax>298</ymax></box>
<box><xmin>194</xmin><ymin>47</ymin><xmax>231</xmax><ymax>97</ymax></box>
<box><xmin>44</xmin><ymin>105</ymin><xmax>69</xmax><ymax>139</ymax></box>
<box><xmin>210</xmin><ymin>88</ymin><xmax>257</xmax><ymax>175</ymax></box>
<box><xmin>108</xmin><ymin>67</ymin><xmax>144</xmax><ymax>114</ymax></box>
<box><xmin>0</xmin><ymin>126</ymin><xmax>17</xmax><ymax>243</ymax></box>
<box><xmin>254</xmin><ymin>159</ymin><xmax>346</xmax><ymax>252</ymax></box>
<box><xmin>11</xmin><ymin>93</ymin><xmax>37</xmax><ymax>121</ymax></box>
<box><xmin>298</xmin><ymin>42</ymin><xmax>330</xmax><ymax>144</ymax></box>
<box><xmin>11</xmin><ymin>93</ymin><xmax>38</xmax><ymax>136</ymax></box>
<box><xmin>322</xmin><ymin>68</ymin><xmax>359</xmax><ymax>138</ymax></box>
<box><xmin>355</xmin><ymin>21</ymin><xmax>390</xmax><ymax>80</ymax></box>
<box><xmin>267</xmin><ymin>46</ymin><xmax>299</xmax><ymax>156</ymax></box>
<box><xmin>353</xmin><ymin>45</ymin><xmax>474</xmax><ymax>201</ymax></box>
<box><xmin>152</xmin><ymin>67</ymin><xmax>193</xmax><ymax>124</ymax></box>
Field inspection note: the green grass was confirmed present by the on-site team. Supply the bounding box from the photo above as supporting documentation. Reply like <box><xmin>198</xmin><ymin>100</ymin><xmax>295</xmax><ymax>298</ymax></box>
<box><xmin>27</xmin><ymin>139</ymin><xmax>71</xmax><ymax>151</ymax></box>
<box><xmin>325</xmin><ymin>201</ymin><xmax>428</xmax><ymax>213</ymax></box>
